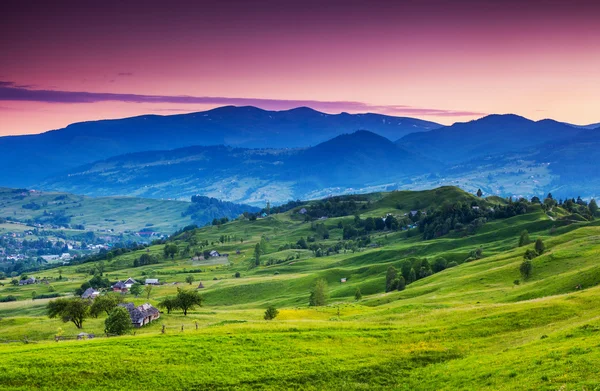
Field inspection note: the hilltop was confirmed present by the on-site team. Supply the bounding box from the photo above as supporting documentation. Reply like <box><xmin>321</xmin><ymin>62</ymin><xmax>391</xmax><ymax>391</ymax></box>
<box><xmin>1</xmin><ymin>186</ymin><xmax>599</xmax><ymax>389</ymax></box>
<box><xmin>0</xmin><ymin>106</ymin><xmax>440</xmax><ymax>187</ymax></box>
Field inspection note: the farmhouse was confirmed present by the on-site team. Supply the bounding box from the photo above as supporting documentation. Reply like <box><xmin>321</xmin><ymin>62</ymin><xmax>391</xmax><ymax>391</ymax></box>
<box><xmin>119</xmin><ymin>302</ymin><xmax>160</xmax><ymax>328</ymax></box>
<box><xmin>112</xmin><ymin>281</ymin><xmax>127</xmax><ymax>293</ymax></box>
<box><xmin>145</xmin><ymin>278</ymin><xmax>159</xmax><ymax>285</ymax></box>
<box><xmin>124</xmin><ymin>278</ymin><xmax>137</xmax><ymax>288</ymax></box>
<box><xmin>298</xmin><ymin>208</ymin><xmax>307</xmax><ymax>214</ymax></box>
<box><xmin>209</xmin><ymin>250</ymin><xmax>220</xmax><ymax>257</ymax></box>
<box><xmin>19</xmin><ymin>277</ymin><xmax>36</xmax><ymax>285</ymax></box>
<box><xmin>81</xmin><ymin>287</ymin><xmax>100</xmax><ymax>299</ymax></box>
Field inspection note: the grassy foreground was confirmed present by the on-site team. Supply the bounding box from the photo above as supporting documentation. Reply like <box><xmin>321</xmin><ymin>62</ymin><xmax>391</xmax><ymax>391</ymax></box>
<box><xmin>1</xmin><ymin>187</ymin><xmax>600</xmax><ymax>390</ymax></box>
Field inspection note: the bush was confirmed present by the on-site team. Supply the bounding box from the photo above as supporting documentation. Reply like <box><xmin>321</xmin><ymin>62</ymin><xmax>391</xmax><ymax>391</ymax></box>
<box><xmin>234</xmin><ymin>272</ymin><xmax>241</xmax><ymax>278</ymax></box>
<box><xmin>264</xmin><ymin>305</ymin><xmax>279</xmax><ymax>320</ymax></box>
<box><xmin>447</xmin><ymin>261</ymin><xmax>458</xmax><ymax>268</ymax></box>
<box><xmin>0</xmin><ymin>295</ymin><xmax>17</xmax><ymax>302</ymax></box>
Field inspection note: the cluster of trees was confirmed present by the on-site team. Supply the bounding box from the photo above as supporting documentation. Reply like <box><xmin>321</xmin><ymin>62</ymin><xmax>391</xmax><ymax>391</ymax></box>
<box><xmin>543</xmin><ymin>195</ymin><xmax>598</xmax><ymax>220</ymax></box>
<box><xmin>299</xmin><ymin>196</ymin><xmax>369</xmax><ymax>220</ymax></box>
<box><xmin>519</xmin><ymin>234</ymin><xmax>545</xmax><ymax>281</ymax></box>
<box><xmin>181</xmin><ymin>195</ymin><xmax>256</xmax><ymax>225</ymax></box>
<box><xmin>420</xmin><ymin>199</ymin><xmax>530</xmax><ymax>240</ymax></box>
<box><xmin>133</xmin><ymin>253</ymin><xmax>160</xmax><ymax>267</ymax></box>
<box><xmin>47</xmin><ymin>295</ymin><xmax>135</xmax><ymax>335</ymax></box>
<box><xmin>384</xmin><ymin>257</ymin><xmax>460</xmax><ymax>291</ymax></box>
<box><xmin>158</xmin><ymin>288</ymin><xmax>204</xmax><ymax>316</ymax></box>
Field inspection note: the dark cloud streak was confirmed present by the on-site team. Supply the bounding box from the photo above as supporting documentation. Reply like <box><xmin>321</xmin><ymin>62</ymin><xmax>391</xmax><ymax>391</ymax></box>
<box><xmin>0</xmin><ymin>81</ymin><xmax>483</xmax><ymax>117</ymax></box>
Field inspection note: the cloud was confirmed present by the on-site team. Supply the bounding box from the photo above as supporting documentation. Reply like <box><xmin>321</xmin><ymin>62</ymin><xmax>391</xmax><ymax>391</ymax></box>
<box><xmin>0</xmin><ymin>81</ymin><xmax>484</xmax><ymax>118</ymax></box>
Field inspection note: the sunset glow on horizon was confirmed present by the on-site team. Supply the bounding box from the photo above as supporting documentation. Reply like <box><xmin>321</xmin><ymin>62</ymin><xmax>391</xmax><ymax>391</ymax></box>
<box><xmin>1</xmin><ymin>0</ymin><xmax>599</xmax><ymax>135</ymax></box>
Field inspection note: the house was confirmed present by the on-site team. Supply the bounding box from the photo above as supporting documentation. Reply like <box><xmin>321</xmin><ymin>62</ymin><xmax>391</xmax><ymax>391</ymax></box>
<box><xmin>209</xmin><ymin>250</ymin><xmax>220</xmax><ymax>257</ymax></box>
<box><xmin>299</xmin><ymin>208</ymin><xmax>307</xmax><ymax>215</ymax></box>
<box><xmin>19</xmin><ymin>277</ymin><xmax>36</xmax><ymax>285</ymax></box>
<box><xmin>112</xmin><ymin>281</ymin><xmax>128</xmax><ymax>293</ymax></box>
<box><xmin>472</xmin><ymin>206</ymin><xmax>480</xmax><ymax>210</ymax></box>
<box><xmin>145</xmin><ymin>278</ymin><xmax>159</xmax><ymax>285</ymax></box>
<box><xmin>77</xmin><ymin>332</ymin><xmax>95</xmax><ymax>340</ymax></box>
<box><xmin>124</xmin><ymin>278</ymin><xmax>137</xmax><ymax>288</ymax></box>
<box><xmin>119</xmin><ymin>303</ymin><xmax>160</xmax><ymax>328</ymax></box>
<box><xmin>340</xmin><ymin>278</ymin><xmax>347</xmax><ymax>283</ymax></box>
<box><xmin>81</xmin><ymin>287</ymin><xmax>100</xmax><ymax>299</ymax></box>
<box><xmin>410</xmin><ymin>210</ymin><xmax>419</xmax><ymax>217</ymax></box>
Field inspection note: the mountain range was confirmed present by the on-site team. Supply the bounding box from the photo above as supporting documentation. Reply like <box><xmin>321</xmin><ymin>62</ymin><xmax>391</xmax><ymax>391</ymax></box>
<box><xmin>0</xmin><ymin>106</ymin><xmax>440</xmax><ymax>186</ymax></box>
<box><xmin>1</xmin><ymin>106</ymin><xmax>599</xmax><ymax>204</ymax></box>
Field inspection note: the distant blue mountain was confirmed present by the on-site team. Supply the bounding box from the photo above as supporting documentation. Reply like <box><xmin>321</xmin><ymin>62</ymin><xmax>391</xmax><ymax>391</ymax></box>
<box><xmin>39</xmin><ymin>130</ymin><xmax>437</xmax><ymax>205</ymax></box>
<box><xmin>0</xmin><ymin>106</ymin><xmax>440</xmax><ymax>186</ymax></box>
<box><xmin>396</xmin><ymin>114</ymin><xmax>581</xmax><ymax>163</ymax></box>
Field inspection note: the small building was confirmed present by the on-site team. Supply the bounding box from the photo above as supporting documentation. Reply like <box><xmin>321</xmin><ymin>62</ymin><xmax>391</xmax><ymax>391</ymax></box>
<box><xmin>340</xmin><ymin>278</ymin><xmax>347</xmax><ymax>283</ymax></box>
<box><xmin>112</xmin><ymin>281</ymin><xmax>128</xmax><ymax>293</ymax></box>
<box><xmin>81</xmin><ymin>287</ymin><xmax>100</xmax><ymax>299</ymax></box>
<box><xmin>124</xmin><ymin>278</ymin><xmax>137</xmax><ymax>288</ymax></box>
<box><xmin>19</xmin><ymin>277</ymin><xmax>36</xmax><ymax>286</ymax></box>
<box><xmin>298</xmin><ymin>208</ymin><xmax>307</xmax><ymax>215</ymax></box>
<box><xmin>77</xmin><ymin>332</ymin><xmax>95</xmax><ymax>340</ymax></box>
<box><xmin>209</xmin><ymin>250</ymin><xmax>220</xmax><ymax>257</ymax></box>
<box><xmin>119</xmin><ymin>303</ymin><xmax>160</xmax><ymax>328</ymax></box>
<box><xmin>145</xmin><ymin>278</ymin><xmax>159</xmax><ymax>285</ymax></box>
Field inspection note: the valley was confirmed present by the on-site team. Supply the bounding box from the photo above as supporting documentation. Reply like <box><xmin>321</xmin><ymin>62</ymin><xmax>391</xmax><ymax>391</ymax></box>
<box><xmin>1</xmin><ymin>187</ymin><xmax>599</xmax><ymax>390</ymax></box>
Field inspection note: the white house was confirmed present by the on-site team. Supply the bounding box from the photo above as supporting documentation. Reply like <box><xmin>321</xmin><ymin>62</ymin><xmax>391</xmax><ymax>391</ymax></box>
<box><xmin>124</xmin><ymin>278</ymin><xmax>137</xmax><ymax>288</ymax></box>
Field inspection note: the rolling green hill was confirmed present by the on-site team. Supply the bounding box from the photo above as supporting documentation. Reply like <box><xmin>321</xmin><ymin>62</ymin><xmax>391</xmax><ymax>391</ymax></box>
<box><xmin>1</xmin><ymin>187</ymin><xmax>599</xmax><ymax>390</ymax></box>
<box><xmin>0</xmin><ymin>187</ymin><xmax>256</xmax><ymax>235</ymax></box>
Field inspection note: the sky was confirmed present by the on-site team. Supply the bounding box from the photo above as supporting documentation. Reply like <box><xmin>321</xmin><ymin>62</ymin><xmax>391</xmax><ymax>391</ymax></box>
<box><xmin>1</xmin><ymin>0</ymin><xmax>599</xmax><ymax>136</ymax></box>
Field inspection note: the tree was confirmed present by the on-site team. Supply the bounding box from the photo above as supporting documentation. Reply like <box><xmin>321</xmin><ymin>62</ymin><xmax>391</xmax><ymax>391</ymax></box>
<box><xmin>176</xmin><ymin>288</ymin><xmax>204</xmax><ymax>316</ymax></box>
<box><xmin>518</xmin><ymin>230</ymin><xmax>530</xmax><ymax>247</ymax></box>
<box><xmin>432</xmin><ymin>257</ymin><xmax>447</xmax><ymax>273</ymax></box>
<box><xmin>385</xmin><ymin>266</ymin><xmax>398</xmax><ymax>292</ymax></box>
<box><xmin>90</xmin><ymin>294</ymin><xmax>122</xmax><ymax>317</ymax></box>
<box><xmin>254</xmin><ymin>243</ymin><xmax>261</xmax><ymax>266</ymax></box>
<box><xmin>144</xmin><ymin>285</ymin><xmax>153</xmax><ymax>299</ymax></box>
<box><xmin>104</xmin><ymin>306</ymin><xmax>132</xmax><ymax>335</ymax></box>
<box><xmin>264</xmin><ymin>305</ymin><xmax>279</xmax><ymax>320</ymax></box>
<box><xmin>47</xmin><ymin>298</ymin><xmax>90</xmax><ymax>329</ymax></box>
<box><xmin>520</xmin><ymin>259</ymin><xmax>533</xmax><ymax>280</ymax></box>
<box><xmin>476</xmin><ymin>189</ymin><xmax>483</xmax><ymax>197</ymax></box>
<box><xmin>164</xmin><ymin>244</ymin><xmax>178</xmax><ymax>259</ymax></box>
<box><xmin>354</xmin><ymin>287</ymin><xmax>362</xmax><ymax>301</ymax></box>
<box><xmin>534</xmin><ymin>238</ymin><xmax>545</xmax><ymax>255</ymax></box>
<box><xmin>130</xmin><ymin>283</ymin><xmax>143</xmax><ymax>297</ymax></box>
<box><xmin>185</xmin><ymin>275</ymin><xmax>195</xmax><ymax>285</ymax></box>
<box><xmin>408</xmin><ymin>268</ymin><xmax>416</xmax><ymax>284</ymax></box>
<box><xmin>308</xmin><ymin>279</ymin><xmax>328</xmax><ymax>307</ymax></box>
<box><xmin>158</xmin><ymin>297</ymin><xmax>179</xmax><ymax>314</ymax></box>
<box><xmin>589</xmin><ymin>199</ymin><xmax>598</xmax><ymax>216</ymax></box>
<box><xmin>397</xmin><ymin>276</ymin><xmax>406</xmax><ymax>291</ymax></box>
<box><xmin>234</xmin><ymin>272</ymin><xmax>241</xmax><ymax>278</ymax></box>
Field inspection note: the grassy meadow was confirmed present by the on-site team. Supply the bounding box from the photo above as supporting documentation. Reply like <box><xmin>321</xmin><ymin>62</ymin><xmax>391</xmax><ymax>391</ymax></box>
<box><xmin>1</xmin><ymin>187</ymin><xmax>600</xmax><ymax>390</ymax></box>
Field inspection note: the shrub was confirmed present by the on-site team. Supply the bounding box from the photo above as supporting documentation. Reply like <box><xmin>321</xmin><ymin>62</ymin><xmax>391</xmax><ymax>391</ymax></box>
<box><xmin>447</xmin><ymin>261</ymin><xmax>458</xmax><ymax>268</ymax></box>
<box><xmin>0</xmin><ymin>295</ymin><xmax>17</xmax><ymax>303</ymax></box>
<box><xmin>264</xmin><ymin>305</ymin><xmax>279</xmax><ymax>320</ymax></box>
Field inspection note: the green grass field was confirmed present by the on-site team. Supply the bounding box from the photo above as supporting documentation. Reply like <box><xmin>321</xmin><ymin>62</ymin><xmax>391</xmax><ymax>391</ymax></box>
<box><xmin>0</xmin><ymin>187</ymin><xmax>193</xmax><ymax>234</ymax></box>
<box><xmin>1</xmin><ymin>187</ymin><xmax>599</xmax><ymax>390</ymax></box>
